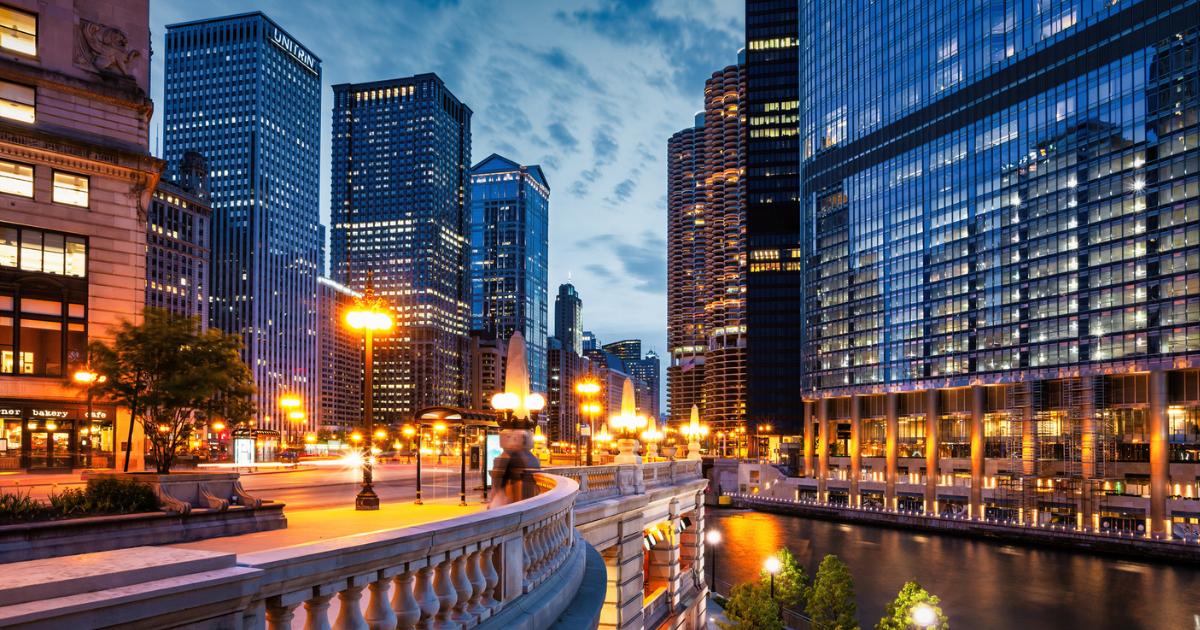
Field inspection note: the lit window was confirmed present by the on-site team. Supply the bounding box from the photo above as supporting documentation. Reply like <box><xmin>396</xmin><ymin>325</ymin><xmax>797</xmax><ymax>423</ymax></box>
<box><xmin>0</xmin><ymin>5</ymin><xmax>36</xmax><ymax>55</ymax></box>
<box><xmin>0</xmin><ymin>160</ymin><xmax>30</xmax><ymax>197</ymax></box>
<box><xmin>0</xmin><ymin>80</ymin><xmax>33</xmax><ymax>122</ymax></box>
<box><xmin>52</xmin><ymin>172</ymin><xmax>88</xmax><ymax>207</ymax></box>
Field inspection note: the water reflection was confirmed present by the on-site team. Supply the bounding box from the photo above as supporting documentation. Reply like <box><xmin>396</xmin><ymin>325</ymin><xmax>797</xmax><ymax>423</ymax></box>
<box><xmin>709</xmin><ymin>509</ymin><xmax>1200</xmax><ymax>630</ymax></box>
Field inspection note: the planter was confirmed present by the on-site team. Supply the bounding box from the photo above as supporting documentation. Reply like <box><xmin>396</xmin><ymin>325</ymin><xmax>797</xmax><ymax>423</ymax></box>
<box><xmin>82</xmin><ymin>471</ymin><xmax>264</xmax><ymax>515</ymax></box>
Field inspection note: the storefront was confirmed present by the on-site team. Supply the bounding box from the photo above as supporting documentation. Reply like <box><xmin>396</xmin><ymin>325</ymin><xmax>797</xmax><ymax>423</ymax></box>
<box><xmin>0</xmin><ymin>399</ymin><xmax>115</xmax><ymax>471</ymax></box>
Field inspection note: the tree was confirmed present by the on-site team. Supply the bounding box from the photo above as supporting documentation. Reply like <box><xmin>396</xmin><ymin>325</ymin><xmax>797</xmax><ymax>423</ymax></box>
<box><xmin>876</xmin><ymin>580</ymin><xmax>948</xmax><ymax>630</ymax></box>
<box><xmin>83</xmin><ymin>309</ymin><xmax>256</xmax><ymax>473</ymax></box>
<box><xmin>717</xmin><ymin>581</ymin><xmax>784</xmax><ymax>630</ymax></box>
<box><xmin>759</xmin><ymin>547</ymin><xmax>808</xmax><ymax>610</ymax></box>
<box><xmin>806</xmin><ymin>555</ymin><xmax>859</xmax><ymax>630</ymax></box>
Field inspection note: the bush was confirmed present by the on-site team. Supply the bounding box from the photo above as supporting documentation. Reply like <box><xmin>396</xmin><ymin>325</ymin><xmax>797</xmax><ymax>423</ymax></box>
<box><xmin>83</xmin><ymin>477</ymin><xmax>157</xmax><ymax>513</ymax></box>
<box><xmin>47</xmin><ymin>487</ymin><xmax>88</xmax><ymax>514</ymax></box>
<box><xmin>0</xmin><ymin>489</ymin><xmax>43</xmax><ymax>521</ymax></box>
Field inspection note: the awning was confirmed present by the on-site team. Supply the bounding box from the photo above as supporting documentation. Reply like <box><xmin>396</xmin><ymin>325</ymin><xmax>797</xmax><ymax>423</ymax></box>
<box><xmin>412</xmin><ymin>406</ymin><xmax>501</xmax><ymax>427</ymax></box>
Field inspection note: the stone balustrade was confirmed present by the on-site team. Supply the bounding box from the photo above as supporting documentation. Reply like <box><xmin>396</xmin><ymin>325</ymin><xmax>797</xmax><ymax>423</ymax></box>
<box><xmin>550</xmin><ymin>460</ymin><xmax>702</xmax><ymax>504</ymax></box>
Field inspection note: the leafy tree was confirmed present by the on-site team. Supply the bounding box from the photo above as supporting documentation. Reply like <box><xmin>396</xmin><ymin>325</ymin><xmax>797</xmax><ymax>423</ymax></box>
<box><xmin>876</xmin><ymin>580</ymin><xmax>948</xmax><ymax>630</ymax></box>
<box><xmin>806</xmin><ymin>555</ymin><xmax>859</xmax><ymax>630</ymax></box>
<box><xmin>83</xmin><ymin>309</ymin><xmax>256</xmax><ymax>473</ymax></box>
<box><xmin>717</xmin><ymin>581</ymin><xmax>784</xmax><ymax>630</ymax></box>
<box><xmin>758</xmin><ymin>547</ymin><xmax>809</xmax><ymax>610</ymax></box>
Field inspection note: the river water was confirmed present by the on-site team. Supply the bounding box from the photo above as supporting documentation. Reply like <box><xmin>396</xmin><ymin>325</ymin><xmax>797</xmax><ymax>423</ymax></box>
<box><xmin>708</xmin><ymin>509</ymin><xmax>1200</xmax><ymax>630</ymax></box>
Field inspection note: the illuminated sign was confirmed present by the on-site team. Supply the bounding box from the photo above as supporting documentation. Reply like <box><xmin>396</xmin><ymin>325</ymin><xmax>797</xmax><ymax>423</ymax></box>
<box><xmin>270</xmin><ymin>28</ymin><xmax>317</xmax><ymax>74</ymax></box>
<box><xmin>32</xmin><ymin>409</ymin><xmax>68</xmax><ymax>418</ymax></box>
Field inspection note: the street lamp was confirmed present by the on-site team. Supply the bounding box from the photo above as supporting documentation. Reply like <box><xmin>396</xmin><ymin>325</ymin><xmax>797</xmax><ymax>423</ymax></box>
<box><xmin>576</xmin><ymin>378</ymin><xmax>600</xmax><ymax>466</ymax></box>
<box><xmin>764</xmin><ymin>556</ymin><xmax>780</xmax><ymax>601</ymax></box>
<box><xmin>706</xmin><ymin>529</ymin><xmax>721</xmax><ymax>587</ymax></box>
<box><xmin>345</xmin><ymin>274</ymin><xmax>393</xmax><ymax>511</ymax></box>
<box><xmin>73</xmin><ymin>368</ymin><xmax>106</xmax><ymax>468</ymax></box>
<box><xmin>912</xmin><ymin>604</ymin><xmax>937</xmax><ymax>628</ymax></box>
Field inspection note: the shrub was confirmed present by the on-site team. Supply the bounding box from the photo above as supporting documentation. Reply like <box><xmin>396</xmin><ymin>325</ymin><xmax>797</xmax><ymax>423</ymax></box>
<box><xmin>84</xmin><ymin>477</ymin><xmax>156</xmax><ymax>513</ymax></box>
<box><xmin>0</xmin><ymin>489</ymin><xmax>43</xmax><ymax>521</ymax></box>
<box><xmin>48</xmin><ymin>487</ymin><xmax>88</xmax><ymax>514</ymax></box>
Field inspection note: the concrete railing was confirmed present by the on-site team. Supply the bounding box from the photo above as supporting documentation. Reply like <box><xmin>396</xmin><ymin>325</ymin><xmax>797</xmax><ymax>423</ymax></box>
<box><xmin>550</xmin><ymin>460</ymin><xmax>703</xmax><ymax>504</ymax></box>
<box><xmin>3</xmin><ymin>473</ymin><xmax>585</xmax><ymax>630</ymax></box>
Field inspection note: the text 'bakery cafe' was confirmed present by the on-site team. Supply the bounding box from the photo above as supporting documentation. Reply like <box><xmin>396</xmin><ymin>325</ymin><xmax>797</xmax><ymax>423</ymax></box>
<box><xmin>0</xmin><ymin>399</ymin><xmax>117</xmax><ymax>471</ymax></box>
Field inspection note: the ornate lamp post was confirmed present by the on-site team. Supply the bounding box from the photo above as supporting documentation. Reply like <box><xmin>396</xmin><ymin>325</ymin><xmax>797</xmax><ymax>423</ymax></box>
<box><xmin>576</xmin><ymin>378</ymin><xmax>600</xmax><ymax>466</ymax></box>
<box><xmin>344</xmin><ymin>275</ymin><xmax>393</xmax><ymax>510</ymax></box>
<box><xmin>681</xmin><ymin>404</ymin><xmax>708</xmax><ymax>460</ymax></box>
<box><xmin>73</xmin><ymin>368</ymin><xmax>106</xmax><ymax>468</ymax></box>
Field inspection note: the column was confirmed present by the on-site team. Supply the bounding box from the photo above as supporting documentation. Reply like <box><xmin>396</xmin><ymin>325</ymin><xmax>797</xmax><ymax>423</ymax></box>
<box><xmin>818</xmin><ymin>397</ymin><xmax>829</xmax><ymax>500</ymax></box>
<box><xmin>600</xmin><ymin>512</ymin><xmax>644</xmax><ymax>630</ymax></box>
<box><xmin>803</xmin><ymin>401</ymin><xmax>815</xmax><ymax>478</ymax></box>
<box><xmin>886</xmin><ymin>393</ymin><xmax>898</xmax><ymax>508</ymax></box>
<box><xmin>850</xmin><ymin>395</ymin><xmax>862</xmax><ymax>505</ymax></box>
<box><xmin>649</xmin><ymin>503</ymin><xmax>681</xmax><ymax>610</ymax></box>
<box><xmin>1149</xmin><ymin>370</ymin><xmax>1169</xmax><ymax>537</ymax></box>
<box><xmin>1080</xmin><ymin>376</ymin><xmax>1096</xmax><ymax>528</ymax></box>
<box><xmin>926</xmin><ymin>389</ymin><xmax>939</xmax><ymax>510</ymax></box>
<box><xmin>970</xmin><ymin>385</ymin><xmax>984</xmax><ymax>519</ymax></box>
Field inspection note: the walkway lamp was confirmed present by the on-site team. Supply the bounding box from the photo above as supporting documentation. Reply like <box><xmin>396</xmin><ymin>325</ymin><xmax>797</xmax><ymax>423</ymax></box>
<box><xmin>576</xmin><ymin>378</ymin><xmax>600</xmax><ymax>466</ymax></box>
<box><xmin>912</xmin><ymin>604</ymin><xmax>937</xmax><ymax>628</ymax></box>
<box><xmin>764</xmin><ymin>556</ymin><xmax>780</xmax><ymax>599</ymax></box>
<box><xmin>706</xmin><ymin>529</ymin><xmax>721</xmax><ymax>586</ymax></box>
<box><xmin>73</xmin><ymin>368</ymin><xmax>106</xmax><ymax>468</ymax></box>
<box><xmin>345</xmin><ymin>273</ymin><xmax>393</xmax><ymax>511</ymax></box>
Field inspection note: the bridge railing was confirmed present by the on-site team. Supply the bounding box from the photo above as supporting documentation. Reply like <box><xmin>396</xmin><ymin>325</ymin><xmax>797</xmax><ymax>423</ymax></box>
<box><xmin>550</xmin><ymin>460</ymin><xmax>703</xmax><ymax>504</ymax></box>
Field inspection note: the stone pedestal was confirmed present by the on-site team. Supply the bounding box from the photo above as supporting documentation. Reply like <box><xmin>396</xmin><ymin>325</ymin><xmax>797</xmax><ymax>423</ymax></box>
<box><xmin>686</xmin><ymin>441</ymin><xmax>702</xmax><ymax>461</ymax></box>
<box><xmin>488</xmin><ymin>429</ymin><xmax>541</xmax><ymax>505</ymax></box>
<box><xmin>646</xmin><ymin>442</ymin><xmax>659</xmax><ymax>461</ymax></box>
<box><xmin>615</xmin><ymin>438</ymin><xmax>642</xmax><ymax>465</ymax></box>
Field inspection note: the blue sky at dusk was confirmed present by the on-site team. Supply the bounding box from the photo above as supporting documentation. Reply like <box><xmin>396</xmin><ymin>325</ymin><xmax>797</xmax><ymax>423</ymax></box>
<box><xmin>148</xmin><ymin>0</ymin><xmax>744</xmax><ymax>376</ymax></box>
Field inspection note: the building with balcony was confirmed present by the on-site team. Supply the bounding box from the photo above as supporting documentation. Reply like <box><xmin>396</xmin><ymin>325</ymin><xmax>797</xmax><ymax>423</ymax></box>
<box><xmin>787</xmin><ymin>0</ymin><xmax>1200</xmax><ymax>537</ymax></box>
<box><xmin>162</xmin><ymin>12</ymin><xmax>323</xmax><ymax>438</ymax></box>
<box><xmin>330</xmin><ymin>74</ymin><xmax>473</xmax><ymax>420</ymax></box>
<box><xmin>147</xmin><ymin>152</ymin><xmax>210</xmax><ymax>323</ymax></box>
<box><xmin>0</xmin><ymin>0</ymin><xmax>162</xmax><ymax>472</ymax></box>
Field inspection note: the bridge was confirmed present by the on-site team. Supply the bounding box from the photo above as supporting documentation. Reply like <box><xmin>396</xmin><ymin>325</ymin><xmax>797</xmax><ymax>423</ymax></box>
<box><xmin>0</xmin><ymin>460</ymin><xmax>709</xmax><ymax>630</ymax></box>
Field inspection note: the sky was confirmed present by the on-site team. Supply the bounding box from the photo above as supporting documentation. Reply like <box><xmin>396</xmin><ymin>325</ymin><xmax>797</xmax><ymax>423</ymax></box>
<box><xmin>147</xmin><ymin>0</ymin><xmax>744</xmax><ymax>401</ymax></box>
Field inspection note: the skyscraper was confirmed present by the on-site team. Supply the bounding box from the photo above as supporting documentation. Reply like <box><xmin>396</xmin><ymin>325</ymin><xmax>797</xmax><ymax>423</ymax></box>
<box><xmin>330</xmin><ymin>74</ymin><xmax>473</xmax><ymax>419</ymax></box>
<box><xmin>317</xmin><ymin>277</ymin><xmax>361</xmax><ymax>434</ymax></box>
<box><xmin>469</xmin><ymin>154</ymin><xmax>550</xmax><ymax>396</ymax></box>
<box><xmin>798</xmin><ymin>0</ymin><xmax>1200</xmax><ymax>535</ymax></box>
<box><xmin>602</xmin><ymin>339</ymin><xmax>641</xmax><ymax>364</ymax></box>
<box><xmin>743</xmin><ymin>1</ymin><xmax>804</xmax><ymax>435</ymax></box>
<box><xmin>163</xmin><ymin>12</ymin><xmax>322</xmax><ymax>437</ymax></box>
<box><xmin>667</xmin><ymin>113</ymin><xmax>707</xmax><ymax>425</ymax></box>
<box><xmin>582</xmin><ymin>331</ymin><xmax>599</xmax><ymax>351</ymax></box>
<box><xmin>554</xmin><ymin>283</ymin><xmax>583</xmax><ymax>353</ymax></box>
<box><xmin>628</xmin><ymin>350</ymin><xmax>662</xmax><ymax>423</ymax></box>
<box><xmin>147</xmin><ymin>152</ymin><xmax>211</xmax><ymax>324</ymax></box>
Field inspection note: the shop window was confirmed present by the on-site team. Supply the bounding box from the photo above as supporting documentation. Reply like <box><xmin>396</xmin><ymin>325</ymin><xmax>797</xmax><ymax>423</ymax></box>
<box><xmin>19</xmin><ymin>318</ymin><xmax>60</xmax><ymax>375</ymax></box>
<box><xmin>0</xmin><ymin>223</ymin><xmax>86</xmax><ymax>277</ymax></box>
<box><xmin>0</xmin><ymin>80</ymin><xmax>34</xmax><ymax>123</ymax></box>
<box><xmin>0</xmin><ymin>160</ymin><xmax>32</xmax><ymax>198</ymax></box>
<box><xmin>0</xmin><ymin>5</ymin><xmax>36</xmax><ymax>56</ymax></box>
<box><xmin>52</xmin><ymin>172</ymin><xmax>88</xmax><ymax>207</ymax></box>
<box><xmin>0</xmin><ymin>294</ymin><xmax>83</xmax><ymax>377</ymax></box>
<box><xmin>0</xmin><ymin>315</ymin><xmax>11</xmax><ymax>374</ymax></box>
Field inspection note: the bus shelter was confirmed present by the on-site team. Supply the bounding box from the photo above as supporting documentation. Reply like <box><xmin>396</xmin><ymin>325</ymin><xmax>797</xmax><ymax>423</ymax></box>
<box><xmin>411</xmin><ymin>407</ymin><xmax>501</xmax><ymax>505</ymax></box>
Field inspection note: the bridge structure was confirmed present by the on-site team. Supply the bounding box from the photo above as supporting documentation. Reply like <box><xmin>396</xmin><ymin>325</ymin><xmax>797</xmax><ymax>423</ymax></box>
<box><xmin>0</xmin><ymin>460</ymin><xmax>709</xmax><ymax>630</ymax></box>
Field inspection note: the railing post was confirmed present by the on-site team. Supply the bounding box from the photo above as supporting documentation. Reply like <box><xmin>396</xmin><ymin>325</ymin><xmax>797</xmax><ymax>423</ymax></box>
<box><xmin>332</xmin><ymin>575</ymin><xmax>371</xmax><ymax>630</ymax></box>
<box><xmin>391</xmin><ymin>568</ymin><xmax>421</xmax><ymax>630</ymax></box>
<box><xmin>481</xmin><ymin>542</ymin><xmax>503</xmax><ymax>613</ymax></box>
<box><xmin>365</xmin><ymin>572</ymin><xmax>398</xmax><ymax>630</ymax></box>
<box><xmin>302</xmin><ymin>582</ymin><xmax>343</xmax><ymax>630</ymax></box>
<box><xmin>413</xmin><ymin>563</ymin><xmax>440</xmax><ymax>630</ymax></box>
<box><xmin>265</xmin><ymin>596</ymin><xmax>303</xmax><ymax>630</ymax></box>
<box><xmin>432</xmin><ymin>556</ymin><xmax>459</xmax><ymax>630</ymax></box>
<box><xmin>450</xmin><ymin>549</ymin><xmax>475</xmax><ymax>626</ymax></box>
<box><xmin>466</xmin><ymin>546</ymin><xmax>490</xmax><ymax>620</ymax></box>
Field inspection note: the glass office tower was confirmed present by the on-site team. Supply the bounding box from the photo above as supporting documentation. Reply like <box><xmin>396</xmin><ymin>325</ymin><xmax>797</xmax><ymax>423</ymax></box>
<box><xmin>469</xmin><ymin>154</ymin><xmax>550</xmax><ymax>395</ymax></box>
<box><xmin>330</xmin><ymin>74</ymin><xmax>473</xmax><ymax>419</ymax></box>
<box><xmin>554</xmin><ymin>283</ymin><xmax>583</xmax><ymax>354</ymax></box>
<box><xmin>163</xmin><ymin>13</ymin><xmax>322</xmax><ymax>437</ymax></box>
<box><xmin>795</xmin><ymin>0</ymin><xmax>1200</xmax><ymax>535</ymax></box>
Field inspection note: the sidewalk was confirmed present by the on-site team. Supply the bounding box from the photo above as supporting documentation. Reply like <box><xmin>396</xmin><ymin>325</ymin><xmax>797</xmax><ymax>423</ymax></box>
<box><xmin>0</xmin><ymin>464</ymin><xmax>320</xmax><ymax>498</ymax></box>
<box><xmin>706</xmin><ymin>595</ymin><xmax>728</xmax><ymax>630</ymax></box>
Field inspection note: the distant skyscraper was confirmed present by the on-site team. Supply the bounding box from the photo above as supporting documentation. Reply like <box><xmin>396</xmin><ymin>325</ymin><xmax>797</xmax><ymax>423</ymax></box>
<box><xmin>602</xmin><ymin>339</ymin><xmax>641</xmax><ymax>365</ymax></box>
<box><xmin>554</xmin><ymin>283</ymin><xmax>583</xmax><ymax>353</ymax></box>
<box><xmin>469</xmin><ymin>154</ymin><xmax>550</xmax><ymax>397</ymax></box>
<box><xmin>469</xmin><ymin>331</ymin><xmax>506</xmax><ymax>411</ymax></box>
<box><xmin>147</xmin><ymin>152</ymin><xmax>211</xmax><ymax>324</ymax></box>
<box><xmin>582</xmin><ymin>331</ymin><xmax>598</xmax><ymax>351</ymax></box>
<box><xmin>163</xmin><ymin>12</ymin><xmax>322</xmax><ymax>436</ymax></box>
<box><xmin>547</xmin><ymin>336</ymin><xmax>588</xmax><ymax>446</ymax></box>
<box><xmin>318</xmin><ymin>277</ymin><xmax>361</xmax><ymax>432</ymax></box>
<box><xmin>667</xmin><ymin>113</ymin><xmax>707</xmax><ymax>425</ymax></box>
<box><xmin>330</xmin><ymin>74</ymin><xmax>473</xmax><ymax>419</ymax></box>
<box><xmin>628</xmin><ymin>350</ymin><xmax>661</xmax><ymax>423</ymax></box>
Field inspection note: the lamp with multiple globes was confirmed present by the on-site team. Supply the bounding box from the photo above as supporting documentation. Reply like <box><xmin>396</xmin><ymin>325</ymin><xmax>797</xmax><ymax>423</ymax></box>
<box><xmin>344</xmin><ymin>273</ymin><xmax>393</xmax><ymax>511</ymax></box>
<box><xmin>575</xmin><ymin>378</ymin><xmax>600</xmax><ymax>466</ymax></box>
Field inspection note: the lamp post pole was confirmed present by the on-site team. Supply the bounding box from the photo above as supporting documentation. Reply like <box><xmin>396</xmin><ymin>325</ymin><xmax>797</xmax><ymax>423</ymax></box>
<box><xmin>356</xmin><ymin>325</ymin><xmax>379</xmax><ymax>510</ymax></box>
<box><xmin>415</xmin><ymin>428</ymin><xmax>423</xmax><ymax>505</ymax></box>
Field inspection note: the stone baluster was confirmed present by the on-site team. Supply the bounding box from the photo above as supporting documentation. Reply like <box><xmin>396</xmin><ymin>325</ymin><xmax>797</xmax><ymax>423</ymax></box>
<box><xmin>413</xmin><ymin>565</ymin><xmax>440</xmax><ymax>630</ymax></box>
<box><xmin>391</xmin><ymin>569</ymin><xmax>421</xmax><ymax>630</ymax></box>
<box><xmin>522</xmin><ymin>531</ymin><xmax>534</xmax><ymax>593</ymax></box>
<box><xmin>466</xmin><ymin>547</ymin><xmax>490</xmax><ymax>619</ymax></box>
<box><xmin>432</xmin><ymin>557</ymin><xmax>459</xmax><ymax>630</ymax></box>
<box><xmin>265</xmin><ymin>597</ymin><xmax>303</xmax><ymax>630</ymax></box>
<box><xmin>302</xmin><ymin>583</ymin><xmax>343</xmax><ymax>630</ymax></box>
<box><xmin>365</xmin><ymin>572</ymin><xmax>398</xmax><ymax>630</ymax></box>
<box><xmin>450</xmin><ymin>551</ymin><xmax>474</xmax><ymax>626</ymax></box>
<box><xmin>530</xmin><ymin>524</ymin><xmax>547</xmax><ymax>582</ymax></box>
<box><xmin>332</xmin><ymin>576</ymin><xmax>370</xmax><ymax>630</ymax></box>
<box><xmin>481</xmin><ymin>544</ymin><xmax>503</xmax><ymax>613</ymax></box>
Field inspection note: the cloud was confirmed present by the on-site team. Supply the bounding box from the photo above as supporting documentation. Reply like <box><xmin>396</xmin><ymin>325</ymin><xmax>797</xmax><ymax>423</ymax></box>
<box><xmin>568</xmin><ymin>181</ymin><xmax>589</xmax><ymax>198</ymax></box>
<box><xmin>606</xmin><ymin>178</ymin><xmax>638</xmax><ymax>204</ymax></box>
<box><xmin>592</xmin><ymin>125</ymin><xmax>618</xmax><ymax>165</ymax></box>
<box><xmin>534</xmin><ymin>47</ymin><xmax>604</xmax><ymax>92</ymax></box>
<box><xmin>583</xmin><ymin>231</ymin><xmax>666</xmax><ymax>294</ymax></box>
<box><xmin>547</xmin><ymin>122</ymin><xmax>580</xmax><ymax>153</ymax></box>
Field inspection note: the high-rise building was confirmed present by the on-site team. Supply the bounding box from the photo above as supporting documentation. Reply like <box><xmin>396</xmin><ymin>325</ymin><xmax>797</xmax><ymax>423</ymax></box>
<box><xmin>317</xmin><ymin>277</ymin><xmax>361</xmax><ymax>434</ymax></box>
<box><xmin>602</xmin><ymin>339</ymin><xmax>641</xmax><ymax>365</ymax></box>
<box><xmin>667</xmin><ymin>113</ymin><xmax>707</xmax><ymax>425</ymax></box>
<box><xmin>469</xmin><ymin>154</ymin><xmax>550</xmax><ymax>397</ymax></box>
<box><xmin>469</xmin><ymin>331</ymin><xmax>506</xmax><ymax>412</ymax></box>
<box><xmin>584</xmin><ymin>349</ymin><xmax>634</xmax><ymax>430</ymax></box>
<box><xmin>0</xmin><ymin>0</ymin><xmax>163</xmax><ymax>471</ymax></box>
<box><xmin>798</xmin><ymin>0</ymin><xmax>1200</xmax><ymax>536</ymax></box>
<box><xmin>147</xmin><ymin>152</ymin><xmax>211</xmax><ymax>324</ymax></box>
<box><xmin>547</xmin><ymin>336</ymin><xmax>588</xmax><ymax>446</ymax></box>
<box><xmin>582</xmin><ymin>331</ymin><xmax>599</xmax><ymax>351</ymax></box>
<box><xmin>743</xmin><ymin>1</ymin><xmax>804</xmax><ymax>435</ymax></box>
<box><xmin>554</xmin><ymin>283</ymin><xmax>583</xmax><ymax>353</ymax></box>
<box><xmin>163</xmin><ymin>12</ymin><xmax>322</xmax><ymax>437</ymax></box>
<box><xmin>628</xmin><ymin>350</ymin><xmax>662</xmax><ymax>423</ymax></box>
<box><xmin>330</xmin><ymin>74</ymin><xmax>473</xmax><ymax>420</ymax></box>
<box><xmin>668</xmin><ymin>59</ymin><xmax>749</xmax><ymax>432</ymax></box>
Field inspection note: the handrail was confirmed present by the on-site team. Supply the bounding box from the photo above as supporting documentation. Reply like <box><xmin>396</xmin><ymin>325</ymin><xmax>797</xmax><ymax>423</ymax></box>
<box><xmin>550</xmin><ymin>461</ymin><xmax>703</xmax><ymax>504</ymax></box>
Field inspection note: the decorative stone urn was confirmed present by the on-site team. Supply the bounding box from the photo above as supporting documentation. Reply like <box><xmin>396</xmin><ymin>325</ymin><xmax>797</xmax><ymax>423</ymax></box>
<box><xmin>662</xmin><ymin>446</ymin><xmax>678</xmax><ymax>460</ymax></box>
<box><xmin>687</xmin><ymin>439</ymin><xmax>703</xmax><ymax>461</ymax></box>
<box><xmin>615</xmin><ymin>438</ymin><xmax>642</xmax><ymax>465</ymax></box>
<box><xmin>645</xmin><ymin>440</ymin><xmax>659</xmax><ymax>461</ymax></box>
<box><xmin>83</xmin><ymin>471</ymin><xmax>263</xmax><ymax>514</ymax></box>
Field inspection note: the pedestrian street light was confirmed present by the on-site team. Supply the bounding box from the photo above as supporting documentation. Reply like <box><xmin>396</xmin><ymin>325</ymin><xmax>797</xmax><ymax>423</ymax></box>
<box><xmin>912</xmin><ymin>603</ymin><xmax>937</xmax><ymax>627</ymax></box>
<box><xmin>764</xmin><ymin>556</ymin><xmax>781</xmax><ymax>599</ymax></box>
<box><xmin>345</xmin><ymin>272</ymin><xmax>394</xmax><ymax>510</ymax></box>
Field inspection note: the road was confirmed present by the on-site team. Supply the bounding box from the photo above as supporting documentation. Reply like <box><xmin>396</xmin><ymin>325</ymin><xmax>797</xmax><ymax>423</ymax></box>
<box><xmin>238</xmin><ymin>462</ymin><xmax>483</xmax><ymax>511</ymax></box>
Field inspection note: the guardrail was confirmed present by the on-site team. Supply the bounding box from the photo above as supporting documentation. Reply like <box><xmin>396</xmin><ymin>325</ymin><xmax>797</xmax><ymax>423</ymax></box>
<box><xmin>549</xmin><ymin>460</ymin><xmax>703</xmax><ymax>504</ymax></box>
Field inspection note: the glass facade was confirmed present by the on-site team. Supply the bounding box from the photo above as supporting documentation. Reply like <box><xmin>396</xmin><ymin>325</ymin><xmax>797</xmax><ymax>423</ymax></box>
<box><xmin>162</xmin><ymin>12</ymin><xmax>323</xmax><ymax>435</ymax></box>
<box><xmin>330</xmin><ymin>74</ymin><xmax>473</xmax><ymax>419</ymax></box>
<box><xmin>469</xmin><ymin>154</ymin><xmax>550</xmax><ymax>395</ymax></box>
<box><xmin>797</xmin><ymin>0</ymin><xmax>1200</xmax><ymax>395</ymax></box>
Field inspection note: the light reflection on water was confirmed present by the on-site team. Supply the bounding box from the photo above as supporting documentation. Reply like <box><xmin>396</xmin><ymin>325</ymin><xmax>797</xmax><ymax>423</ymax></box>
<box><xmin>708</xmin><ymin>509</ymin><xmax>1200</xmax><ymax>630</ymax></box>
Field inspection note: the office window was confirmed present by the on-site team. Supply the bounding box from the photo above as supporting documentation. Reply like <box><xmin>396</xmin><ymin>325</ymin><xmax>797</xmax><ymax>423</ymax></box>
<box><xmin>0</xmin><ymin>160</ymin><xmax>30</xmax><ymax>198</ymax></box>
<box><xmin>0</xmin><ymin>80</ymin><xmax>33</xmax><ymax>122</ymax></box>
<box><xmin>0</xmin><ymin>5</ymin><xmax>35</xmax><ymax>56</ymax></box>
<box><xmin>0</xmin><ymin>224</ymin><xmax>86</xmax><ymax>277</ymax></box>
<box><xmin>52</xmin><ymin>172</ymin><xmax>88</xmax><ymax>207</ymax></box>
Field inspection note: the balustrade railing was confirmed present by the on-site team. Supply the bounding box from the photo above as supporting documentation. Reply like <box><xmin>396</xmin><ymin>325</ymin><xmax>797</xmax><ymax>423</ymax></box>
<box><xmin>551</xmin><ymin>460</ymin><xmax>703</xmax><ymax>504</ymax></box>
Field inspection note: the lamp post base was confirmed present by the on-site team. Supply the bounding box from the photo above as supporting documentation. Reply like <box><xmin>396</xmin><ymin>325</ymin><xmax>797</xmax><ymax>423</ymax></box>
<box><xmin>356</xmin><ymin>487</ymin><xmax>380</xmax><ymax>510</ymax></box>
